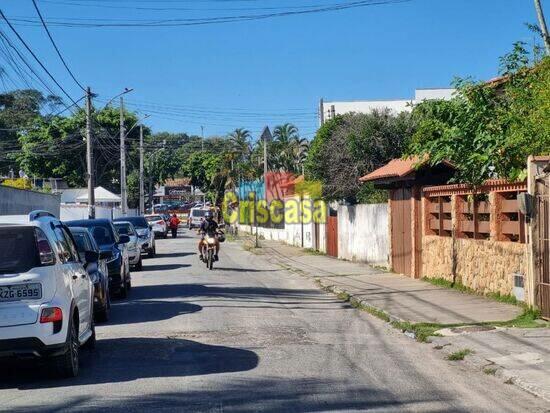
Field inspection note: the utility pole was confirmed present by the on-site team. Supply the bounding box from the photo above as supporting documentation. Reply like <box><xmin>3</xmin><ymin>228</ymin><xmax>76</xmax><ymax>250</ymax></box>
<box><xmin>120</xmin><ymin>96</ymin><xmax>127</xmax><ymax>215</ymax></box>
<box><xmin>201</xmin><ymin>125</ymin><xmax>204</xmax><ymax>151</ymax></box>
<box><xmin>85</xmin><ymin>87</ymin><xmax>95</xmax><ymax>219</ymax></box>
<box><xmin>319</xmin><ymin>98</ymin><xmax>324</xmax><ymax>126</ymax></box>
<box><xmin>535</xmin><ymin>0</ymin><xmax>550</xmax><ymax>55</ymax></box>
<box><xmin>139</xmin><ymin>124</ymin><xmax>144</xmax><ymax>215</ymax></box>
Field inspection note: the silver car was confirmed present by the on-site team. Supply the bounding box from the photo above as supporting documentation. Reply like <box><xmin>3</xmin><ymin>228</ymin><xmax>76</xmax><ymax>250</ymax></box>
<box><xmin>114</xmin><ymin>216</ymin><xmax>156</xmax><ymax>259</ymax></box>
<box><xmin>114</xmin><ymin>221</ymin><xmax>142</xmax><ymax>271</ymax></box>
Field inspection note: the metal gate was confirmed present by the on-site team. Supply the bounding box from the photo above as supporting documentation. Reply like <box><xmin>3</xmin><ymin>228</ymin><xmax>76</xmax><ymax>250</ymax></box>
<box><xmin>536</xmin><ymin>176</ymin><xmax>550</xmax><ymax>319</ymax></box>
<box><xmin>391</xmin><ymin>187</ymin><xmax>413</xmax><ymax>277</ymax></box>
<box><xmin>326</xmin><ymin>215</ymin><xmax>338</xmax><ymax>258</ymax></box>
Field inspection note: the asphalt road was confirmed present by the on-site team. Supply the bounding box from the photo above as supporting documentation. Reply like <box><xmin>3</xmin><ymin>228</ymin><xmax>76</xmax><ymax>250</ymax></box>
<box><xmin>1</xmin><ymin>230</ymin><xmax>548</xmax><ymax>412</ymax></box>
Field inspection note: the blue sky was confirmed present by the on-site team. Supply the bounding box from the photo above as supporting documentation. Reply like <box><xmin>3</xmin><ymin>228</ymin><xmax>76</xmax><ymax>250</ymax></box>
<box><xmin>1</xmin><ymin>0</ymin><xmax>545</xmax><ymax>139</ymax></box>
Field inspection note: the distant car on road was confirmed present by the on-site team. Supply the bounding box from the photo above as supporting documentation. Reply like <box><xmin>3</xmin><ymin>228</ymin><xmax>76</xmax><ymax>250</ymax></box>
<box><xmin>145</xmin><ymin>214</ymin><xmax>168</xmax><ymax>239</ymax></box>
<box><xmin>0</xmin><ymin>211</ymin><xmax>96</xmax><ymax>378</ymax></box>
<box><xmin>66</xmin><ymin>219</ymin><xmax>131</xmax><ymax>298</ymax></box>
<box><xmin>114</xmin><ymin>216</ymin><xmax>156</xmax><ymax>258</ymax></box>
<box><xmin>69</xmin><ymin>227</ymin><xmax>111</xmax><ymax>322</ymax></box>
<box><xmin>114</xmin><ymin>221</ymin><xmax>143</xmax><ymax>271</ymax></box>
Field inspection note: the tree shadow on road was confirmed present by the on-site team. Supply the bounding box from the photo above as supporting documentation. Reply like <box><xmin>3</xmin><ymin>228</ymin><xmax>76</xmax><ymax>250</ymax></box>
<box><xmin>107</xmin><ymin>299</ymin><xmax>201</xmax><ymax>326</ymax></box>
<box><xmin>144</xmin><ymin>263</ymin><xmax>191</xmax><ymax>272</ymax></box>
<box><xmin>0</xmin><ymin>337</ymin><xmax>259</xmax><ymax>390</ymax></box>
<box><xmin>153</xmin><ymin>251</ymin><xmax>196</xmax><ymax>259</ymax></box>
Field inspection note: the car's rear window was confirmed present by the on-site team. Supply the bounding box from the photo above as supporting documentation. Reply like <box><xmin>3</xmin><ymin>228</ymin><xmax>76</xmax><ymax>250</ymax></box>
<box><xmin>0</xmin><ymin>227</ymin><xmax>39</xmax><ymax>274</ymax></box>
<box><xmin>115</xmin><ymin>223</ymin><xmax>135</xmax><ymax>235</ymax></box>
<box><xmin>146</xmin><ymin>216</ymin><xmax>162</xmax><ymax>222</ymax></box>
<box><xmin>192</xmin><ymin>210</ymin><xmax>206</xmax><ymax>217</ymax></box>
<box><xmin>117</xmin><ymin>216</ymin><xmax>148</xmax><ymax>229</ymax></box>
<box><xmin>71</xmin><ymin>232</ymin><xmax>90</xmax><ymax>252</ymax></box>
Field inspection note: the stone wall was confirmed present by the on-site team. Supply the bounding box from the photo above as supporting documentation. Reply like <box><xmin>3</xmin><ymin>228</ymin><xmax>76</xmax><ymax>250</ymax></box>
<box><xmin>422</xmin><ymin>235</ymin><xmax>527</xmax><ymax>296</ymax></box>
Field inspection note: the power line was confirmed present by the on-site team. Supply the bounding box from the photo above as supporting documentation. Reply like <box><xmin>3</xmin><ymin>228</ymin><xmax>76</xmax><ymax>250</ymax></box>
<box><xmin>6</xmin><ymin>1</ymin><xmax>411</xmax><ymax>28</ymax></box>
<box><xmin>31</xmin><ymin>0</ymin><xmax>86</xmax><ymax>91</ymax></box>
<box><xmin>0</xmin><ymin>10</ymin><xmax>79</xmax><ymax>105</ymax></box>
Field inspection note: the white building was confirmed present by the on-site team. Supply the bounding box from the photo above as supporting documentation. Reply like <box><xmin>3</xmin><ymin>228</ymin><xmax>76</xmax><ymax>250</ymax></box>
<box><xmin>319</xmin><ymin>88</ymin><xmax>455</xmax><ymax>125</ymax></box>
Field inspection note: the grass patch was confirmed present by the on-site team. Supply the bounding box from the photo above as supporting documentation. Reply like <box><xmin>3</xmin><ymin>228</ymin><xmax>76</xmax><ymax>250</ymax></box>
<box><xmin>337</xmin><ymin>292</ymin><xmax>351</xmax><ymax>301</ymax></box>
<box><xmin>422</xmin><ymin>277</ymin><xmax>522</xmax><ymax>307</ymax></box>
<box><xmin>491</xmin><ymin>307</ymin><xmax>547</xmax><ymax>328</ymax></box>
<box><xmin>447</xmin><ymin>349</ymin><xmax>473</xmax><ymax>361</ymax></box>
<box><xmin>303</xmin><ymin>248</ymin><xmax>326</xmax><ymax>256</ymax></box>
<box><xmin>483</xmin><ymin>367</ymin><xmax>497</xmax><ymax>375</ymax></box>
<box><xmin>350</xmin><ymin>299</ymin><xmax>391</xmax><ymax>322</ymax></box>
<box><xmin>391</xmin><ymin>321</ymin><xmax>444</xmax><ymax>343</ymax></box>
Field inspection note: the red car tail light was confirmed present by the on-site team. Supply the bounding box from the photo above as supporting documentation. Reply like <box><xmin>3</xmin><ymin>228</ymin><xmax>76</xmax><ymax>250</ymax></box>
<box><xmin>40</xmin><ymin>307</ymin><xmax>63</xmax><ymax>323</ymax></box>
<box><xmin>35</xmin><ymin>228</ymin><xmax>55</xmax><ymax>266</ymax></box>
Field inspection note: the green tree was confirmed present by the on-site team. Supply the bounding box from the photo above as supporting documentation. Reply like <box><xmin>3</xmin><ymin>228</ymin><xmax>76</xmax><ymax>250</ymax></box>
<box><xmin>306</xmin><ymin>111</ymin><xmax>413</xmax><ymax>202</ymax></box>
<box><xmin>408</xmin><ymin>44</ymin><xmax>550</xmax><ymax>185</ymax></box>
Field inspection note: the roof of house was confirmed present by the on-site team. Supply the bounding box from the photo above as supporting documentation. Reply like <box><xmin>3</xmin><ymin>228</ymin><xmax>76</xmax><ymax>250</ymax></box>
<box><xmin>360</xmin><ymin>157</ymin><xmax>424</xmax><ymax>182</ymax></box>
<box><xmin>164</xmin><ymin>178</ymin><xmax>191</xmax><ymax>187</ymax></box>
<box><xmin>359</xmin><ymin>156</ymin><xmax>454</xmax><ymax>183</ymax></box>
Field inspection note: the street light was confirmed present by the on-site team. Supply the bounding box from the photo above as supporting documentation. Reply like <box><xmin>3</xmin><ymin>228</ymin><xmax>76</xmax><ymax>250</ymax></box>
<box><xmin>102</xmin><ymin>87</ymin><xmax>134</xmax><ymax>109</ymax></box>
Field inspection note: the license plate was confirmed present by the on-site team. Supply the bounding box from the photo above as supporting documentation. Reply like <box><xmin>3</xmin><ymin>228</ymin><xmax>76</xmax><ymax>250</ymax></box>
<box><xmin>0</xmin><ymin>283</ymin><xmax>42</xmax><ymax>302</ymax></box>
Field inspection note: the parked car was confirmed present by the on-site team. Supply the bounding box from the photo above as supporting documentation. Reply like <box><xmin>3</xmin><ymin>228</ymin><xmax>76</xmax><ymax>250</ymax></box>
<box><xmin>0</xmin><ymin>211</ymin><xmax>95</xmax><ymax>378</ymax></box>
<box><xmin>66</xmin><ymin>219</ymin><xmax>131</xmax><ymax>298</ymax></box>
<box><xmin>69</xmin><ymin>227</ymin><xmax>110</xmax><ymax>322</ymax></box>
<box><xmin>145</xmin><ymin>214</ymin><xmax>168</xmax><ymax>238</ymax></box>
<box><xmin>114</xmin><ymin>216</ymin><xmax>156</xmax><ymax>258</ymax></box>
<box><xmin>113</xmin><ymin>221</ymin><xmax>142</xmax><ymax>271</ymax></box>
<box><xmin>188</xmin><ymin>207</ymin><xmax>208</xmax><ymax>229</ymax></box>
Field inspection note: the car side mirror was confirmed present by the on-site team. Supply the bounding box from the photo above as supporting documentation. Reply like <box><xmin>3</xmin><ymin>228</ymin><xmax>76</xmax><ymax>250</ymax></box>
<box><xmin>118</xmin><ymin>234</ymin><xmax>130</xmax><ymax>244</ymax></box>
<box><xmin>84</xmin><ymin>250</ymin><xmax>99</xmax><ymax>263</ymax></box>
<box><xmin>99</xmin><ymin>250</ymin><xmax>113</xmax><ymax>260</ymax></box>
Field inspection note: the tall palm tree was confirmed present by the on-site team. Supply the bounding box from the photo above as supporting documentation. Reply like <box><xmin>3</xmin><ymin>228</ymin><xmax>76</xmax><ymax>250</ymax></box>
<box><xmin>228</xmin><ymin>128</ymin><xmax>251</xmax><ymax>162</ymax></box>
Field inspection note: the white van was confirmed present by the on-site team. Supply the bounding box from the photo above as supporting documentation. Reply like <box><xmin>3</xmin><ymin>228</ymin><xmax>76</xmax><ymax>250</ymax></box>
<box><xmin>187</xmin><ymin>208</ymin><xmax>209</xmax><ymax>229</ymax></box>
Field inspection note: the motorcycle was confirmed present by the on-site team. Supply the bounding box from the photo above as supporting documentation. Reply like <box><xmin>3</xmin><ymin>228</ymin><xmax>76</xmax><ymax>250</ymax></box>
<box><xmin>199</xmin><ymin>228</ymin><xmax>225</xmax><ymax>270</ymax></box>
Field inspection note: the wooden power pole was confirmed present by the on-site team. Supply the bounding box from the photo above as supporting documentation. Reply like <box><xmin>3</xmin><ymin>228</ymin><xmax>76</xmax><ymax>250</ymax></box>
<box><xmin>535</xmin><ymin>0</ymin><xmax>550</xmax><ymax>55</ymax></box>
<box><xmin>139</xmin><ymin>124</ymin><xmax>145</xmax><ymax>215</ymax></box>
<box><xmin>85</xmin><ymin>86</ymin><xmax>95</xmax><ymax>218</ymax></box>
<box><xmin>120</xmin><ymin>96</ymin><xmax>127</xmax><ymax>215</ymax></box>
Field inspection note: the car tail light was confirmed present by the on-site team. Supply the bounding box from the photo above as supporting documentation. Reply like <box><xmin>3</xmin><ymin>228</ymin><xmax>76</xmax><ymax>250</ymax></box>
<box><xmin>35</xmin><ymin>228</ymin><xmax>55</xmax><ymax>266</ymax></box>
<box><xmin>40</xmin><ymin>307</ymin><xmax>63</xmax><ymax>323</ymax></box>
<box><xmin>156</xmin><ymin>220</ymin><xmax>164</xmax><ymax>225</ymax></box>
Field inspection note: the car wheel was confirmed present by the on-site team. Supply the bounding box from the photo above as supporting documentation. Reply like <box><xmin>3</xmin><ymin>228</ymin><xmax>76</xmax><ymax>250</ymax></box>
<box><xmin>118</xmin><ymin>273</ymin><xmax>128</xmax><ymax>299</ymax></box>
<box><xmin>96</xmin><ymin>296</ymin><xmax>110</xmax><ymax>322</ymax></box>
<box><xmin>83</xmin><ymin>319</ymin><xmax>96</xmax><ymax>350</ymax></box>
<box><xmin>52</xmin><ymin>319</ymin><xmax>79</xmax><ymax>378</ymax></box>
<box><xmin>148</xmin><ymin>244</ymin><xmax>156</xmax><ymax>258</ymax></box>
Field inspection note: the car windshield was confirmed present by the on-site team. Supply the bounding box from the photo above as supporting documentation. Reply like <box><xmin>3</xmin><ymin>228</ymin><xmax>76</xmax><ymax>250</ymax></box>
<box><xmin>192</xmin><ymin>210</ymin><xmax>207</xmax><ymax>217</ymax></box>
<box><xmin>0</xmin><ymin>226</ymin><xmax>39</xmax><ymax>274</ymax></box>
<box><xmin>117</xmin><ymin>216</ymin><xmax>148</xmax><ymax>229</ymax></box>
<box><xmin>115</xmin><ymin>223</ymin><xmax>135</xmax><ymax>236</ymax></box>
<box><xmin>146</xmin><ymin>216</ymin><xmax>163</xmax><ymax>222</ymax></box>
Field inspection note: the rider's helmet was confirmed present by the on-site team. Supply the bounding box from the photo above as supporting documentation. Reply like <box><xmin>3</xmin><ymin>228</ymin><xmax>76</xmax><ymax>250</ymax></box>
<box><xmin>205</xmin><ymin>210</ymin><xmax>214</xmax><ymax>220</ymax></box>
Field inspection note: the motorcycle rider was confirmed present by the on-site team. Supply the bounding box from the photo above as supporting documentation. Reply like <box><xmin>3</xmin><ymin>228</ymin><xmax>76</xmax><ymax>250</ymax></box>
<box><xmin>198</xmin><ymin>210</ymin><xmax>220</xmax><ymax>262</ymax></box>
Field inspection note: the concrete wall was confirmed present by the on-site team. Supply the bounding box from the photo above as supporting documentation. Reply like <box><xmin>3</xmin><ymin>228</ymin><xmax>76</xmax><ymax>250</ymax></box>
<box><xmin>60</xmin><ymin>204</ymin><xmax>138</xmax><ymax>221</ymax></box>
<box><xmin>337</xmin><ymin>203</ymin><xmax>389</xmax><ymax>266</ymax></box>
<box><xmin>0</xmin><ymin>186</ymin><xmax>60</xmax><ymax>217</ymax></box>
<box><xmin>422</xmin><ymin>235</ymin><xmax>527</xmax><ymax>297</ymax></box>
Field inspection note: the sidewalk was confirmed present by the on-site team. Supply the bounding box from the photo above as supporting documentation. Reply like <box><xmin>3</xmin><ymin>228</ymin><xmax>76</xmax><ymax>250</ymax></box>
<box><xmin>255</xmin><ymin>239</ymin><xmax>521</xmax><ymax>324</ymax></box>
<box><xmin>243</xmin><ymin>238</ymin><xmax>550</xmax><ymax>403</ymax></box>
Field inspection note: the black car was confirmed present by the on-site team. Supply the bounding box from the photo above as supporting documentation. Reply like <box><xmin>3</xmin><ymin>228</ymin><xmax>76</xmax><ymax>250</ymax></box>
<box><xmin>66</xmin><ymin>219</ymin><xmax>131</xmax><ymax>298</ymax></box>
<box><xmin>69</xmin><ymin>227</ymin><xmax>111</xmax><ymax>322</ymax></box>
